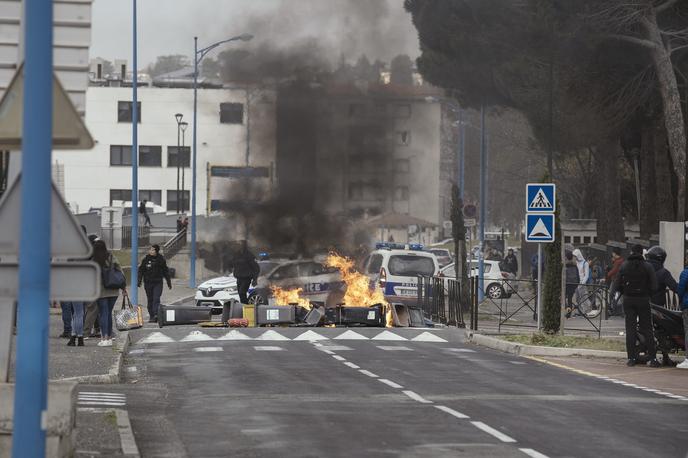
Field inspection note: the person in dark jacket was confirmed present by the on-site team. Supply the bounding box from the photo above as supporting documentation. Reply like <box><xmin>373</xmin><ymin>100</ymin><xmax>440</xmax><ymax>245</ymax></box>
<box><xmin>502</xmin><ymin>249</ymin><xmax>518</xmax><ymax>276</ymax></box>
<box><xmin>137</xmin><ymin>244</ymin><xmax>172</xmax><ymax>322</ymax></box>
<box><xmin>606</xmin><ymin>247</ymin><xmax>624</xmax><ymax>285</ymax></box>
<box><xmin>612</xmin><ymin>244</ymin><xmax>660</xmax><ymax>367</ymax></box>
<box><xmin>644</xmin><ymin>246</ymin><xmax>677</xmax><ymax>307</ymax></box>
<box><xmin>229</xmin><ymin>241</ymin><xmax>260</xmax><ymax>304</ymax></box>
<box><xmin>564</xmin><ymin>251</ymin><xmax>580</xmax><ymax>318</ymax></box>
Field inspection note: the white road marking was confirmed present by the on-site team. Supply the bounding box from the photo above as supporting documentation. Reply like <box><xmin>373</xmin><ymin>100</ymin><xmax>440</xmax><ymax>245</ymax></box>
<box><xmin>322</xmin><ymin>350</ymin><xmax>335</xmax><ymax>355</ymax></box>
<box><xmin>78</xmin><ymin>401</ymin><xmax>127</xmax><ymax>406</ymax></box>
<box><xmin>138</xmin><ymin>332</ymin><xmax>175</xmax><ymax>344</ymax></box>
<box><xmin>378</xmin><ymin>379</ymin><xmax>404</xmax><ymax>389</ymax></box>
<box><xmin>293</xmin><ymin>330</ymin><xmax>329</xmax><ymax>341</ymax></box>
<box><xmin>509</xmin><ymin>361</ymin><xmax>527</xmax><ymax>365</ymax></box>
<box><xmin>343</xmin><ymin>362</ymin><xmax>360</xmax><ymax>369</ymax></box>
<box><xmin>317</xmin><ymin>345</ymin><xmax>353</xmax><ymax>351</ymax></box>
<box><xmin>125</xmin><ymin>366</ymin><xmax>137</xmax><ymax>372</ymax></box>
<box><xmin>334</xmin><ymin>330</ymin><xmax>369</xmax><ymax>340</ymax></box>
<box><xmin>115</xmin><ymin>409</ymin><xmax>141</xmax><ymax>457</ymax></box>
<box><xmin>372</xmin><ymin>330</ymin><xmax>408</xmax><ymax>341</ymax></box>
<box><xmin>128</xmin><ymin>349</ymin><xmax>145</xmax><ymax>355</ymax></box>
<box><xmin>254</xmin><ymin>346</ymin><xmax>284</xmax><ymax>351</ymax></box>
<box><xmin>434</xmin><ymin>405</ymin><xmax>469</xmax><ymax>419</ymax></box>
<box><xmin>217</xmin><ymin>330</ymin><xmax>252</xmax><ymax>340</ymax></box>
<box><xmin>443</xmin><ymin>348</ymin><xmax>476</xmax><ymax>353</ymax></box>
<box><xmin>193</xmin><ymin>347</ymin><xmax>224</xmax><ymax>352</ymax></box>
<box><xmin>470</xmin><ymin>421</ymin><xmax>516</xmax><ymax>443</ymax></box>
<box><xmin>255</xmin><ymin>330</ymin><xmax>291</xmax><ymax>341</ymax></box>
<box><xmin>78</xmin><ymin>396</ymin><xmax>126</xmax><ymax>402</ymax></box>
<box><xmin>79</xmin><ymin>392</ymin><xmax>126</xmax><ymax>397</ymax></box>
<box><xmin>377</xmin><ymin>346</ymin><xmax>413</xmax><ymax>351</ymax></box>
<box><xmin>519</xmin><ymin>448</ymin><xmax>549</xmax><ymax>458</ymax></box>
<box><xmin>411</xmin><ymin>332</ymin><xmax>448</xmax><ymax>342</ymax></box>
<box><xmin>180</xmin><ymin>331</ymin><xmax>215</xmax><ymax>342</ymax></box>
<box><xmin>332</xmin><ymin>355</ymin><xmax>346</xmax><ymax>361</ymax></box>
<box><xmin>402</xmin><ymin>390</ymin><xmax>432</xmax><ymax>404</ymax></box>
<box><xmin>359</xmin><ymin>370</ymin><xmax>378</xmax><ymax>378</ymax></box>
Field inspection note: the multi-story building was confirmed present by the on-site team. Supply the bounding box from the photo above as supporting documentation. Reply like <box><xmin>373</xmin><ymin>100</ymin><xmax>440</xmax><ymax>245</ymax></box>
<box><xmin>54</xmin><ymin>75</ymin><xmax>277</xmax><ymax>215</ymax></box>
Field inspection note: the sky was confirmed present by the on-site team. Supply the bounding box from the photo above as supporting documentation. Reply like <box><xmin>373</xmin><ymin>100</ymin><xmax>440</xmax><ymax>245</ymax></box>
<box><xmin>90</xmin><ymin>0</ymin><xmax>421</xmax><ymax>68</ymax></box>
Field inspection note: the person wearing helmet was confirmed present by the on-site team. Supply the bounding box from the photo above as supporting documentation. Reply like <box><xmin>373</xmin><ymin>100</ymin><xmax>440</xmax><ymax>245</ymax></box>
<box><xmin>645</xmin><ymin>246</ymin><xmax>678</xmax><ymax>307</ymax></box>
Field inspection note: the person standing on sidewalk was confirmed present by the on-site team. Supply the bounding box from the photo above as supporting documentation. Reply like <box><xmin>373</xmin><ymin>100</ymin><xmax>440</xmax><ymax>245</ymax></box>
<box><xmin>674</xmin><ymin>258</ymin><xmax>688</xmax><ymax>369</ymax></box>
<box><xmin>612</xmin><ymin>244</ymin><xmax>661</xmax><ymax>367</ymax></box>
<box><xmin>229</xmin><ymin>240</ymin><xmax>260</xmax><ymax>304</ymax></box>
<box><xmin>66</xmin><ymin>302</ymin><xmax>85</xmax><ymax>346</ymax></box>
<box><xmin>58</xmin><ymin>302</ymin><xmax>72</xmax><ymax>338</ymax></box>
<box><xmin>93</xmin><ymin>240</ymin><xmax>126</xmax><ymax>347</ymax></box>
<box><xmin>137</xmin><ymin>244</ymin><xmax>172</xmax><ymax>323</ymax></box>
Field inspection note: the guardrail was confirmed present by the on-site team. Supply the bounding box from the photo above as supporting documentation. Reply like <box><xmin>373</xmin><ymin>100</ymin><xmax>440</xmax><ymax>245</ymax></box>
<box><xmin>163</xmin><ymin>228</ymin><xmax>187</xmax><ymax>260</ymax></box>
<box><xmin>121</xmin><ymin>226</ymin><xmax>150</xmax><ymax>248</ymax></box>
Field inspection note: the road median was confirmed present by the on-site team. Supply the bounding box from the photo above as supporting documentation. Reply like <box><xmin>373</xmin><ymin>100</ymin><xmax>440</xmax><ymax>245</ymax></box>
<box><xmin>467</xmin><ymin>332</ymin><xmax>627</xmax><ymax>359</ymax></box>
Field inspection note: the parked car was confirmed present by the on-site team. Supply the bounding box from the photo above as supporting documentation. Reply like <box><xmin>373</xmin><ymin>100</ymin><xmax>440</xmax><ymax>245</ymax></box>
<box><xmin>362</xmin><ymin>243</ymin><xmax>440</xmax><ymax>307</ymax></box>
<box><xmin>195</xmin><ymin>260</ymin><xmax>283</xmax><ymax>310</ymax></box>
<box><xmin>250</xmin><ymin>259</ymin><xmax>344</xmax><ymax>307</ymax></box>
<box><xmin>427</xmin><ymin>248</ymin><xmax>453</xmax><ymax>268</ymax></box>
<box><xmin>440</xmin><ymin>260</ymin><xmax>517</xmax><ymax>299</ymax></box>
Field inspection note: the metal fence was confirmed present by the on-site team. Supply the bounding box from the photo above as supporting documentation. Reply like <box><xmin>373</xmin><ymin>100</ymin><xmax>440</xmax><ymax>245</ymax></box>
<box><xmin>417</xmin><ymin>276</ymin><xmax>465</xmax><ymax>328</ymax></box>
<box><xmin>121</xmin><ymin>226</ymin><xmax>150</xmax><ymax>249</ymax></box>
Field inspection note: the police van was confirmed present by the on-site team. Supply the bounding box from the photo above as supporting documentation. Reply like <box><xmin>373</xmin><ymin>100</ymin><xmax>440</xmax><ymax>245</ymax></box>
<box><xmin>362</xmin><ymin>243</ymin><xmax>439</xmax><ymax>306</ymax></box>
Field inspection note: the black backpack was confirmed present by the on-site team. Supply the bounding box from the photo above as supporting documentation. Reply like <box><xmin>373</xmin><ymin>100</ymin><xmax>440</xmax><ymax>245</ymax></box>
<box><xmin>621</xmin><ymin>260</ymin><xmax>649</xmax><ymax>297</ymax></box>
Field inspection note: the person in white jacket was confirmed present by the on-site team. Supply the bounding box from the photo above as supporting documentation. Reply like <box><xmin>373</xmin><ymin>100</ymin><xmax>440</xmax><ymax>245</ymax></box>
<box><xmin>572</xmin><ymin>249</ymin><xmax>590</xmax><ymax>312</ymax></box>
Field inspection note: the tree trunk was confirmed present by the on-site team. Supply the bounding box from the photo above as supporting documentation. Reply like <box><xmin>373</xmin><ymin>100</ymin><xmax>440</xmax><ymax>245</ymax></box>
<box><xmin>639</xmin><ymin>122</ymin><xmax>658</xmax><ymax>238</ymax></box>
<box><xmin>643</xmin><ymin>10</ymin><xmax>687</xmax><ymax>221</ymax></box>
<box><xmin>594</xmin><ymin>140</ymin><xmax>626</xmax><ymax>244</ymax></box>
<box><xmin>654</xmin><ymin>116</ymin><xmax>676</xmax><ymax>221</ymax></box>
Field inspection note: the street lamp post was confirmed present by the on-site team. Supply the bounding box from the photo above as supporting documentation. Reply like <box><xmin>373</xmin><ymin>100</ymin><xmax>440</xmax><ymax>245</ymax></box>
<box><xmin>191</xmin><ymin>33</ymin><xmax>253</xmax><ymax>288</ymax></box>
<box><xmin>175</xmin><ymin>113</ymin><xmax>183</xmax><ymax>214</ymax></box>
<box><xmin>180</xmin><ymin>121</ymin><xmax>188</xmax><ymax>212</ymax></box>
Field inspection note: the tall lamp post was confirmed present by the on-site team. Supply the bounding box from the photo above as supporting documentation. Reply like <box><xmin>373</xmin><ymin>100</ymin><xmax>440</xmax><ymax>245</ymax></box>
<box><xmin>174</xmin><ymin>113</ymin><xmax>183</xmax><ymax>214</ymax></box>
<box><xmin>180</xmin><ymin>121</ymin><xmax>188</xmax><ymax>212</ymax></box>
<box><xmin>191</xmin><ymin>32</ymin><xmax>253</xmax><ymax>288</ymax></box>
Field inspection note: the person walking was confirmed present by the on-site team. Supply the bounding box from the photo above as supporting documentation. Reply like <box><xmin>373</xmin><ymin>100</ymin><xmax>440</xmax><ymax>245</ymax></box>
<box><xmin>137</xmin><ymin>244</ymin><xmax>172</xmax><ymax>323</ymax></box>
<box><xmin>675</xmin><ymin>257</ymin><xmax>688</xmax><ymax>369</ymax></box>
<box><xmin>93</xmin><ymin>240</ymin><xmax>126</xmax><ymax>347</ymax></box>
<box><xmin>502</xmin><ymin>248</ymin><xmax>518</xmax><ymax>276</ymax></box>
<box><xmin>612</xmin><ymin>244</ymin><xmax>661</xmax><ymax>367</ymax></box>
<box><xmin>572</xmin><ymin>249</ymin><xmax>590</xmax><ymax>310</ymax></box>
<box><xmin>139</xmin><ymin>200</ymin><xmax>152</xmax><ymax>227</ymax></box>
<box><xmin>66</xmin><ymin>302</ymin><xmax>85</xmax><ymax>346</ymax></box>
<box><xmin>229</xmin><ymin>240</ymin><xmax>260</xmax><ymax>304</ymax></box>
<box><xmin>645</xmin><ymin>246</ymin><xmax>678</xmax><ymax>307</ymax></box>
<box><xmin>564</xmin><ymin>251</ymin><xmax>580</xmax><ymax>318</ymax></box>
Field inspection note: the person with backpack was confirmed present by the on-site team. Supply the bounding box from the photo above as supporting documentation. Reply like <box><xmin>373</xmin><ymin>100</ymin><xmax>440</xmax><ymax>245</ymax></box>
<box><xmin>612</xmin><ymin>244</ymin><xmax>660</xmax><ymax>367</ymax></box>
<box><xmin>137</xmin><ymin>244</ymin><xmax>172</xmax><ymax>322</ymax></box>
<box><xmin>675</xmin><ymin>256</ymin><xmax>688</xmax><ymax>369</ymax></box>
<box><xmin>93</xmin><ymin>240</ymin><xmax>126</xmax><ymax>347</ymax></box>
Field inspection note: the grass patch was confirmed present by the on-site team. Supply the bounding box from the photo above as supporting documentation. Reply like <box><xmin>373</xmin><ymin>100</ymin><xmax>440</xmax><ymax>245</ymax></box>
<box><xmin>105</xmin><ymin>410</ymin><xmax>117</xmax><ymax>427</ymax></box>
<box><xmin>111</xmin><ymin>250</ymin><xmax>132</xmax><ymax>267</ymax></box>
<box><xmin>500</xmin><ymin>333</ymin><xmax>625</xmax><ymax>352</ymax></box>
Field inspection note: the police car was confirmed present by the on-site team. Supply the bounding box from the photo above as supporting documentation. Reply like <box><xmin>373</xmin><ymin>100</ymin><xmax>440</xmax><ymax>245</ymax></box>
<box><xmin>361</xmin><ymin>243</ymin><xmax>440</xmax><ymax>306</ymax></box>
<box><xmin>195</xmin><ymin>260</ymin><xmax>282</xmax><ymax>309</ymax></box>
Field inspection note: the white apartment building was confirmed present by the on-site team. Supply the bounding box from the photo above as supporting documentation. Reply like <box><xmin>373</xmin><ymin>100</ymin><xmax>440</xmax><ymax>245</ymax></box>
<box><xmin>54</xmin><ymin>84</ymin><xmax>276</xmax><ymax>215</ymax></box>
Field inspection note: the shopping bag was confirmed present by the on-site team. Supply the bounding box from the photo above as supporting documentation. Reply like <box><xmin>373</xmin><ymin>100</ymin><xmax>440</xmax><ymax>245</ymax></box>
<box><xmin>115</xmin><ymin>295</ymin><xmax>144</xmax><ymax>331</ymax></box>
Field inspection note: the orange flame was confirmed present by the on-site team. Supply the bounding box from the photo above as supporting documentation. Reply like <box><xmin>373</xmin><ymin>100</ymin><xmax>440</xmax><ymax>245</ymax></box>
<box><xmin>270</xmin><ymin>286</ymin><xmax>312</xmax><ymax>310</ymax></box>
<box><xmin>326</xmin><ymin>252</ymin><xmax>394</xmax><ymax>327</ymax></box>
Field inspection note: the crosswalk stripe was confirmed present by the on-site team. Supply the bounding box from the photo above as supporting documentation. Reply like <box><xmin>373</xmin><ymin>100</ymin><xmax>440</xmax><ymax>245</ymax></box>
<box><xmin>334</xmin><ymin>330</ymin><xmax>369</xmax><ymax>340</ymax></box>
<box><xmin>180</xmin><ymin>331</ymin><xmax>214</xmax><ymax>342</ymax></box>
<box><xmin>78</xmin><ymin>401</ymin><xmax>127</xmax><ymax>406</ymax></box>
<box><xmin>412</xmin><ymin>332</ymin><xmax>448</xmax><ymax>342</ymax></box>
<box><xmin>293</xmin><ymin>330</ymin><xmax>329</xmax><ymax>341</ymax></box>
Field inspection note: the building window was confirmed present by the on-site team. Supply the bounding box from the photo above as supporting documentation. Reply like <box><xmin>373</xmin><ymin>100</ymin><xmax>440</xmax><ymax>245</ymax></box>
<box><xmin>583</xmin><ymin>236</ymin><xmax>591</xmax><ymax>244</ymax></box>
<box><xmin>117</xmin><ymin>101</ymin><xmax>141</xmax><ymax>123</ymax></box>
<box><xmin>395</xmin><ymin>159</ymin><xmax>410</xmax><ymax>173</ymax></box>
<box><xmin>396</xmin><ymin>131</ymin><xmax>411</xmax><ymax>146</ymax></box>
<box><xmin>110</xmin><ymin>145</ymin><xmax>132</xmax><ymax>166</ymax></box>
<box><xmin>395</xmin><ymin>186</ymin><xmax>409</xmax><ymax>201</ymax></box>
<box><xmin>573</xmin><ymin>236</ymin><xmax>581</xmax><ymax>244</ymax></box>
<box><xmin>392</xmin><ymin>104</ymin><xmax>411</xmax><ymax>118</ymax></box>
<box><xmin>167</xmin><ymin>190</ymin><xmax>190</xmax><ymax>212</ymax></box>
<box><xmin>564</xmin><ymin>236</ymin><xmax>571</xmax><ymax>243</ymax></box>
<box><xmin>139</xmin><ymin>190</ymin><xmax>162</xmax><ymax>206</ymax></box>
<box><xmin>110</xmin><ymin>189</ymin><xmax>132</xmax><ymax>205</ymax></box>
<box><xmin>167</xmin><ymin>146</ymin><xmax>190</xmax><ymax>168</ymax></box>
<box><xmin>139</xmin><ymin>145</ymin><xmax>162</xmax><ymax>167</ymax></box>
<box><xmin>219</xmin><ymin>102</ymin><xmax>244</xmax><ymax>124</ymax></box>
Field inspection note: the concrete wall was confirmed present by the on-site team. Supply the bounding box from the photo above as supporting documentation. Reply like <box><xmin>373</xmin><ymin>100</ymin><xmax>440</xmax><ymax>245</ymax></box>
<box><xmin>659</xmin><ymin>221</ymin><xmax>685</xmax><ymax>280</ymax></box>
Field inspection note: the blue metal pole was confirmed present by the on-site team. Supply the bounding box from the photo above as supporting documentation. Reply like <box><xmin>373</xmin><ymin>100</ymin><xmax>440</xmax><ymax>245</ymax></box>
<box><xmin>478</xmin><ymin>104</ymin><xmax>486</xmax><ymax>302</ymax></box>
<box><xmin>130</xmin><ymin>0</ymin><xmax>139</xmax><ymax>305</ymax></box>
<box><xmin>12</xmin><ymin>0</ymin><xmax>53</xmax><ymax>455</ymax></box>
<box><xmin>190</xmin><ymin>36</ymin><xmax>198</xmax><ymax>288</ymax></box>
<box><xmin>459</xmin><ymin>108</ymin><xmax>465</xmax><ymax>200</ymax></box>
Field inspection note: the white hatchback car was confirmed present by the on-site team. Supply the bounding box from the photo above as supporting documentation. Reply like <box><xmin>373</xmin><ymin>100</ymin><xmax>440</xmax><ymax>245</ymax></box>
<box><xmin>440</xmin><ymin>260</ymin><xmax>517</xmax><ymax>299</ymax></box>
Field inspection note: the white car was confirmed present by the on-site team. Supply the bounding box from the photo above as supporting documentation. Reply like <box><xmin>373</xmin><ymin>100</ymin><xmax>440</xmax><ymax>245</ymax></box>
<box><xmin>440</xmin><ymin>260</ymin><xmax>517</xmax><ymax>299</ymax></box>
<box><xmin>427</xmin><ymin>248</ymin><xmax>453</xmax><ymax>268</ymax></box>
<box><xmin>195</xmin><ymin>260</ymin><xmax>282</xmax><ymax>310</ymax></box>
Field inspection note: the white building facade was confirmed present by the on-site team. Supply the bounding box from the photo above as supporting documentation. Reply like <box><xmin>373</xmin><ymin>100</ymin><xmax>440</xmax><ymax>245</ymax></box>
<box><xmin>54</xmin><ymin>85</ymin><xmax>276</xmax><ymax>215</ymax></box>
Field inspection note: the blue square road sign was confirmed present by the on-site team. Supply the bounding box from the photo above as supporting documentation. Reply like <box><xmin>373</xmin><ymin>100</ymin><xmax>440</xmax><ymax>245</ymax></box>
<box><xmin>526</xmin><ymin>213</ymin><xmax>555</xmax><ymax>243</ymax></box>
<box><xmin>526</xmin><ymin>183</ymin><xmax>556</xmax><ymax>213</ymax></box>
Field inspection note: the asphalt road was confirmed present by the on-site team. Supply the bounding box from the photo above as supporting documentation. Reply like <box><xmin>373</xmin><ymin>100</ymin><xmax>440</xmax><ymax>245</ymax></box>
<box><xmin>115</xmin><ymin>326</ymin><xmax>688</xmax><ymax>458</ymax></box>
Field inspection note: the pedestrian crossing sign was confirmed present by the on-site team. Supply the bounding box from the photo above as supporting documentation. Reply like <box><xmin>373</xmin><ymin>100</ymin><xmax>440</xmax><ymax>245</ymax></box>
<box><xmin>526</xmin><ymin>183</ymin><xmax>556</xmax><ymax>213</ymax></box>
<box><xmin>526</xmin><ymin>213</ymin><xmax>555</xmax><ymax>243</ymax></box>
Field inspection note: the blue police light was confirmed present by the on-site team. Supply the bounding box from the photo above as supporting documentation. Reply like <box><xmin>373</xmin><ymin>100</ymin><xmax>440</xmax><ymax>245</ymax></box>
<box><xmin>258</xmin><ymin>252</ymin><xmax>270</xmax><ymax>260</ymax></box>
<box><xmin>408</xmin><ymin>243</ymin><xmax>424</xmax><ymax>251</ymax></box>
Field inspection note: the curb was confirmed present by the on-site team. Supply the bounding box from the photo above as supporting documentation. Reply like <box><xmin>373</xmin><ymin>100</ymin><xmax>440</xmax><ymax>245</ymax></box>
<box><xmin>58</xmin><ymin>331</ymin><xmax>131</xmax><ymax>384</ymax></box>
<box><xmin>467</xmin><ymin>332</ymin><xmax>627</xmax><ymax>359</ymax></box>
